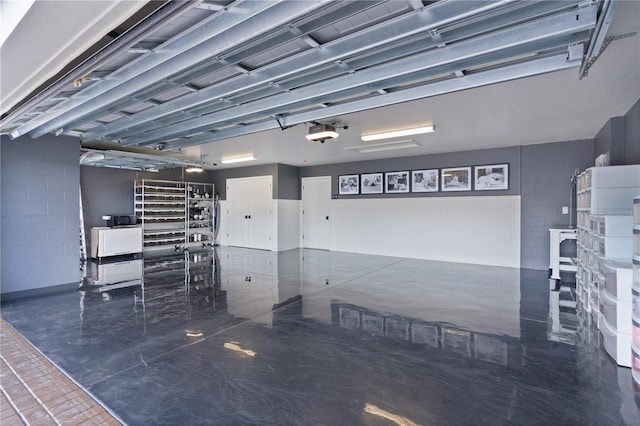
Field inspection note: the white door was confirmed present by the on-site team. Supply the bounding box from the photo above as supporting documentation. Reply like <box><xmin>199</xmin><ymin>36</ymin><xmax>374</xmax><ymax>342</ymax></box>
<box><xmin>301</xmin><ymin>176</ymin><xmax>331</xmax><ymax>250</ymax></box>
<box><xmin>226</xmin><ymin>176</ymin><xmax>273</xmax><ymax>249</ymax></box>
<box><xmin>226</xmin><ymin>178</ymin><xmax>249</xmax><ymax>247</ymax></box>
<box><xmin>248</xmin><ymin>176</ymin><xmax>273</xmax><ymax>250</ymax></box>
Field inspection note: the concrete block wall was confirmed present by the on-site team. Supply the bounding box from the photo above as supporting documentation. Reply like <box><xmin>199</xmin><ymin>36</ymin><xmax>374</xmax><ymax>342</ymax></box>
<box><xmin>520</xmin><ymin>139</ymin><xmax>594</xmax><ymax>270</ymax></box>
<box><xmin>1</xmin><ymin>135</ymin><xmax>80</xmax><ymax>295</ymax></box>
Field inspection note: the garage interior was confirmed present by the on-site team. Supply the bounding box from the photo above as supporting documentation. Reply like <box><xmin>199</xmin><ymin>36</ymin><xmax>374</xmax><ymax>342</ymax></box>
<box><xmin>1</xmin><ymin>0</ymin><xmax>640</xmax><ymax>424</ymax></box>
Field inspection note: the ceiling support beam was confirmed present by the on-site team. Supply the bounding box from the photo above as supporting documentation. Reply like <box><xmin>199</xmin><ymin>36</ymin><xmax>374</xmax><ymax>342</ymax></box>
<box><xmin>121</xmin><ymin>6</ymin><xmax>597</xmax><ymax>146</ymax></box>
<box><xmin>143</xmin><ymin>31</ymin><xmax>589</xmax><ymax>147</ymax></box>
<box><xmin>80</xmin><ymin>0</ymin><xmax>520</xmax><ymax>142</ymax></box>
<box><xmin>164</xmin><ymin>53</ymin><xmax>581</xmax><ymax>150</ymax></box>
<box><xmin>19</xmin><ymin>0</ymin><xmax>333</xmax><ymax>139</ymax></box>
<box><xmin>1</xmin><ymin>0</ymin><xmax>196</xmax><ymax>134</ymax></box>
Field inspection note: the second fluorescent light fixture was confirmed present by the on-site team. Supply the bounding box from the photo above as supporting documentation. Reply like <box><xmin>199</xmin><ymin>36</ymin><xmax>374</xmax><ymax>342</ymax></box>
<box><xmin>185</xmin><ymin>166</ymin><xmax>204</xmax><ymax>173</ymax></box>
<box><xmin>361</xmin><ymin>125</ymin><xmax>434</xmax><ymax>142</ymax></box>
<box><xmin>221</xmin><ymin>155</ymin><xmax>256</xmax><ymax>164</ymax></box>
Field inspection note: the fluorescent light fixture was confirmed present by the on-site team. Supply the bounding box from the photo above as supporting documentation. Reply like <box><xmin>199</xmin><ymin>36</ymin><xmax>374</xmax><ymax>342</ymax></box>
<box><xmin>306</xmin><ymin>123</ymin><xmax>339</xmax><ymax>142</ymax></box>
<box><xmin>361</xmin><ymin>125</ymin><xmax>434</xmax><ymax>141</ymax></box>
<box><xmin>224</xmin><ymin>342</ymin><xmax>256</xmax><ymax>357</ymax></box>
<box><xmin>221</xmin><ymin>155</ymin><xmax>256</xmax><ymax>164</ymax></box>
<box><xmin>185</xmin><ymin>330</ymin><xmax>203</xmax><ymax>338</ymax></box>
<box><xmin>185</xmin><ymin>166</ymin><xmax>204</xmax><ymax>173</ymax></box>
<box><xmin>344</xmin><ymin>139</ymin><xmax>420</xmax><ymax>154</ymax></box>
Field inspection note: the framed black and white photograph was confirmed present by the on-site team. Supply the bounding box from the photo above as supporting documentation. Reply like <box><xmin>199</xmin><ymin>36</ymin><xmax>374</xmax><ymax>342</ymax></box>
<box><xmin>474</xmin><ymin>164</ymin><xmax>508</xmax><ymax>190</ymax></box>
<box><xmin>360</xmin><ymin>172</ymin><xmax>383</xmax><ymax>194</ymax></box>
<box><xmin>441</xmin><ymin>167</ymin><xmax>471</xmax><ymax>191</ymax></box>
<box><xmin>385</xmin><ymin>171</ymin><xmax>409</xmax><ymax>193</ymax></box>
<box><xmin>411</xmin><ymin>169</ymin><xmax>439</xmax><ymax>192</ymax></box>
<box><xmin>338</xmin><ymin>174</ymin><xmax>359</xmax><ymax>195</ymax></box>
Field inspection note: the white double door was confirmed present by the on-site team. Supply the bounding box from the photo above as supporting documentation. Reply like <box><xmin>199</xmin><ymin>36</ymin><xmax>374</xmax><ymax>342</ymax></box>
<box><xmin>301</xmin><ymin>176</ymin><xmax>331</xmax><ymax>250</ymax></box>
<box><xmin>226</xmin><ymin>176</ymin><xmax>273</xmax><ymax>250</ymax></box>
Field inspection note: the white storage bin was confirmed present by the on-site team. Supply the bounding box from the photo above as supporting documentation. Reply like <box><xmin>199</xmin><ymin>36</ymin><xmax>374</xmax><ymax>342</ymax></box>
<box><xmin>635</xmin><ymin>229</ymin><xmax>640</xmax><ymax>257</ymax></box>
<box><xmin>587</xmin><ymin>165</ymin><xmax>640</xmax><ymax>216</ymax></box>
<box><xmin>600</xmin><ymin>317</ymin><xmax>632</xmax><ymax>368</ymax></box>
<box><xmin>634</xmin><ymin>257</ymin><xmax>640</xmax><ymax>287</ymax></box>
<box><xmin>594</xmin><ymin>234</ymin><xmax>633</xmax><ymax>259</ymax></box>
<box><xmin>596</xmin><ymin>215</ymin><xmax>634</xmax><ymax>236</ymax></box>
<box><xmin>634</xmin><ymin>197</ymin><xmax>640</xmax><ymax>223</ymax></box>
<box><xmin>600</xmin><ymin>260</ymin><xmax>633</xmax><ymax>301</ymax></box>
<box><xmin>600</xmin><ymin>288</ymin><xmax>632</xmax><ymax>334</ymax></box>
<box><xmin>587</xmin><ymin>249</ymin><xmax>600</xmax><ymax>270</ymax></box>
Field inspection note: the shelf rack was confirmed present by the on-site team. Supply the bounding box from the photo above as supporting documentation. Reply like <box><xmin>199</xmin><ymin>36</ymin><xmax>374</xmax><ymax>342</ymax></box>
<box><xmin>135</xmin><ymin>179</ymin><xmax>214</xmax><ymax>252</ymax></box>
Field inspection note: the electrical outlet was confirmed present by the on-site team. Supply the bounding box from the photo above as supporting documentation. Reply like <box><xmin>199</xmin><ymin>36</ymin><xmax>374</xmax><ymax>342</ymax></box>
<box><xmin>562</xmin><ymin>206</ymin><xmax>569</xmax><ymax>214</ymax></box>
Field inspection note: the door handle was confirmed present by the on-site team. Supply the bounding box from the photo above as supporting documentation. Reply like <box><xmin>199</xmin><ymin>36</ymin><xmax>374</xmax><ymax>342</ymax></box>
<box><xmin>244</xmin><ymin>215</ymin><xmax>248</xmax><ymax>219</ymax></box>
<box><xmin>248</xmin><ymin>215</ymin><xmax>252</xmax><ymax>219</ymax></box>
<box><xmin>325</xmin><ymin>216</ymin><xmax>329</xmax><ymax>220</ymax></box>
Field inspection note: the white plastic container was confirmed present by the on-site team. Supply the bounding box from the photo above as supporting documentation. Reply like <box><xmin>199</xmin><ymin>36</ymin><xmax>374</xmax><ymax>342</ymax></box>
<box><xmin>594</xmin><ymin>234</ymin><xmax>633</xmax><ymax>259</ymax></box>
<box><xmin>601</xmin><ymin>260</ymin><xmax>633</xmax><ymax>301</ymax></box>
<box><xmin>599</xmin><ymin>288</ymin><xmax>632</xmax><ymax>333</ymax></box>
<box><xmin>586</xmin><ymin>165</ymin><xmax>640</xmax><ymax>215</ymax></box>
<box><xmin>600</xmin><ymin>317</ymin><xmax>632</xmax><ymax>368</ymax></box>
<box><xmin>595</xmin><ymin>215</ymin><xmax>634</xmax><ymax>236</ymax></box>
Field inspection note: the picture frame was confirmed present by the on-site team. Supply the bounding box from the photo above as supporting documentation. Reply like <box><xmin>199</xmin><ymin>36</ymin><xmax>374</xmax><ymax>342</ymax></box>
<box><xmin>360</xmin><ymin>172</ymin><xmax>383</xmax><ymax>194</ymax></box>
<box><xmin>474</xmin><ymin>164</ymin><xmax>508</xmax><ymax>190</ymax></box>
<box><xmin>385</xmin><ymin>171</ymin><xmax>409</xmax><ymax>193</ymax></box>
<box><xmin>441</xmin><ymin>167</ymin><xmax>471</xmax><ymax>191</ymax></box>
<box><xmin>338</xmin><ymin>174</ymin><xmax>359</xmax><ymax>195</ymax></box>
<box><xmin>411</xmin><ymin>169</ymin><xmax>439</xmax><ymax>192</ymax></box>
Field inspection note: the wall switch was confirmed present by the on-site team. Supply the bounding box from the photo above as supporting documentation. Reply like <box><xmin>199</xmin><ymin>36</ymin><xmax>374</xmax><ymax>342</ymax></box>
<box><xmin>562</xmin><ymin>206</ymin><xmax>569</xmax><ymax>214</ymax></box>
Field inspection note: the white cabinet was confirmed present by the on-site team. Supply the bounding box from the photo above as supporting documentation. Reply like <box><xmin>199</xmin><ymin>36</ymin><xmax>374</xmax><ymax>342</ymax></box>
<box><xmin>226</xmin><ymin>176</ymin><xmax>273</xmax><ymax>250</ymax></box>
<box><xmin>90</xmin><ymin>226</ymin><xmax>142</xmax><ymax>258</ymax></box>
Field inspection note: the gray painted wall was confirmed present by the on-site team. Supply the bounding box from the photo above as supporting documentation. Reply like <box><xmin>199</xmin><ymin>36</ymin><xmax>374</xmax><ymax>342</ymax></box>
<box><xmin>624</xmin><ymin>98</ymin><xmax>640</xmax><ymax>164</ymax></box>
<box><xmin>1</xmin><ymin>134</ymin><xmax>80</xmax><ymax>295</ymax></box>
<box><xmin>276</xmin><ymin>164</ymin><xmax>301</xmax><ymax>200</ymax></box>
<box><xmin>80</xmin><ymin>166</ymin><xmax>211</xmax><ymax>241</ymax></box>
<box><xmin>520</xmin><ymin>139</ymin><xmax>594</xmax><ymax>270</ymax></box>
<box><xmin>594</xmin><ymin>116</ymin><xmax>626</xmax><ymax>166</ymax></box>
<box><xmin>300</xmin><ymin>146</ymin><xmax>522</xmax><ymax>198</ymax></box>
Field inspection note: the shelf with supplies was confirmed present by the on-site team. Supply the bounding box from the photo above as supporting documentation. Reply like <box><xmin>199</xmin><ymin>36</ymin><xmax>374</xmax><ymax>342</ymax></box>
<box><xmin>135</xmin><ymin>179</ymin><xmax>215</xmax><ymax>252</ymax></box>
<box><xmin>575</xmin><ymin>166</ymin><xmax>639</xmax><ymax>369</ymax></box>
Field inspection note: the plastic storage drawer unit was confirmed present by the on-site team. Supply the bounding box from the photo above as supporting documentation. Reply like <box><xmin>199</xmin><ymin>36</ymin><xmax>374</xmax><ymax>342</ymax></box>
<box><xmin>597</xmin><ymin>215</ymin><xmax>634</xmax><ymax>236</ymax></box>
<box><xmin>599</xmin><ymin>288</ymin><xmax>632</xmax><ymax>334</ymax></box>
<box><xmin>601</xmin><ymin>260</ymin><xmax>633</xmax><ymax>301</ymax></box>
<box><xmin>600</xmin><ymin>317</ymin><xmax>632</xmax><ymax>368</ymax></box>
<box><xmin>595</xmin><ymin>234</ymin><xmax>633</xmax><ymax>259</ymax></box>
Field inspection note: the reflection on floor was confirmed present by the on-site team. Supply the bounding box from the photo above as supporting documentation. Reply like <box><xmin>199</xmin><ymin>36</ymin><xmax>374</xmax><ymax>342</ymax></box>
<box><xmin>1</xmin><ymin>247</ymin><xmax>639</xmax><ymax>425</ymax></box>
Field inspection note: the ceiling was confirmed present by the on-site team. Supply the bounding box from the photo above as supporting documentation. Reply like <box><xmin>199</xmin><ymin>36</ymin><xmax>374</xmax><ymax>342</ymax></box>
<box><xmin>1</xmin><ymin>0</ymin><xmax>639</xmax><ymax>170</ymax></box>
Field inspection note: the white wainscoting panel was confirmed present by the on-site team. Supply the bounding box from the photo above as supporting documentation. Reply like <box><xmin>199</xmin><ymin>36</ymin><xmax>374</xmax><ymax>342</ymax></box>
<box><xmin>330</xmin><ymin>196</ymin><xmax>521</xmax><ymax>267</ymax></box>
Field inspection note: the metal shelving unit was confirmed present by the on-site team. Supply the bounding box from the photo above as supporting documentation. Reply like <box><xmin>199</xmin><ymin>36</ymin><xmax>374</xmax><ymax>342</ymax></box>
<box><xmin>135</xmin><ymin>179</ymin><xmax>214</xmax><ymax>252</ymax></box>
<box><xmin>186</xmin><ymin>182</ymin><xmax>215</xmax><ymax>250</ymax></box>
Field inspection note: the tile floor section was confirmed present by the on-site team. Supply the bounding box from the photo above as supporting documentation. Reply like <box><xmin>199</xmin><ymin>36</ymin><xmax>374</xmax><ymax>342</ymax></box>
<box><xmin>0</xmin><ymin>318</ymin><xmax>120</xmax><ymax>425</ymax></box>
<box><xmin>1</xmin><ymin>247</ymin><xmax>640</xmax><ymax>425</ymax></box>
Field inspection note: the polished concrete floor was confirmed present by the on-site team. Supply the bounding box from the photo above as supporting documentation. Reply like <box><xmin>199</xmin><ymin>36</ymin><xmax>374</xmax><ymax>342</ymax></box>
<box><xmin>1</xmin><ymin>247</ymin><xmax>639</xmax><ymax>425</ymax></box>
